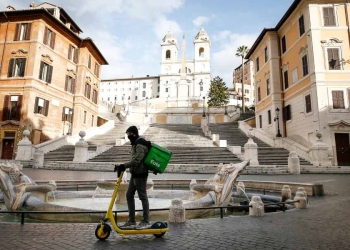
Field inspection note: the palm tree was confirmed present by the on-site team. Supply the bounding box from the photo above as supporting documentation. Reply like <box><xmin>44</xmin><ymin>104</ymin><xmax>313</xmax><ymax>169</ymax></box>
<box><xmin>235</xmin><ymin>45</ymin><xmax>249</xmax><ymax>113</ymax></box>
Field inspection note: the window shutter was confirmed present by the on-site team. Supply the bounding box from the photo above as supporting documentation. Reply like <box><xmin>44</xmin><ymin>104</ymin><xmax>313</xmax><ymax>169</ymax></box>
<box><xmin>7</xmin><ymin>58</ymin><xmax>14</xmax><ymax>77</ymax></box>
<box><xmin>44</xmin><ymin>100</ymin><xmax>49</xmax><ymax>116</ymax></box>
<box><xmin>34</xmin><ymin>97</ymin><xmax>39</xmax><ymax>113</ymax></box>
<box><xmin>39</xmin><ymin>61</ymin><xmax>44</xmax><ymax>80</ymax></box>
<box><xmin>16</xmin><ymin>95</ymin><xmax>23</xmax><ymax>121</ymax></box>
<box><xmin>43</xmin><ymin>27</ymin><xmax>48</xmax><ymax>45</ymax></box>
<box><xmin>50</xmin><ymin>32</ymin><xmax>56</xmax><ymax>49</ymax></box>
<box><xmin>72</xmin><ymin>78</ymin><xmax>76</xmax><ymax>94</ymax></box>
<box><xmin>65</xmin><ymin>75</ymin><xmax>68</xmax><ymax>91</ymax></box>
<box><xmin>73</xmin><ymin>48</ymin><xmax>78</xmax><ymax>63</ymax></box>
<box><xmin>68</xmin><ymin>45</ymin><xmax>72</xmax><ymax>60</ymax></box>
<box><xmin>26</xmin><ymin>23</ymin><xmax>32</xmax><ymax>40</ymax></box>
<box><xmin>19</xmin><ymin>58</ymin><xmax>26</xmax><ymax>77</ymax></box>
<box><xmin>2</xmin><ymin>95</ymin><xmax>10</xmax><ymax>121</ymax></box>
<box><xmin>333</xmin><ymin>49</ymin><xmax>340</xmax><ymax>69</ymax></box>
<box><xmin>47</xmin><ymin>65</ymin><xmax>53</xmax><ymax>83</ymax></box>
<box><xmin>323</xmin><ymin>8</ymin><xmax>330</xmax><ymax>26</ymax></box>
<box><xmin>62</xmin><ymin>107</ymin><xmax>65</xmax><ymax>121</ymax></box>
<box><xmin>14</xmin><ymin>24</ymin><xmax>20</xmax><ymax>41</ymax></box>
<box><xmin>88</xmin><ymin>55</ymin><xmax>91</xmax><ymax>69</ymax></box>
<box><xmin>329</xmin><ymin>7</ymin><xmax>336</xmax><ymax>26</ymax></box>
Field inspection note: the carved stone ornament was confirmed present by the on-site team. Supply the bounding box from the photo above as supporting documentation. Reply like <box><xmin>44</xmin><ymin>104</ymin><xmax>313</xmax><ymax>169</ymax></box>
<box><xmin>264</xmin><ymin>71</ymin><xmax>270</xmax><ymax>79</ymax></box>
<box><xmin>321</xmin><ymin>37</ymin><xmax>343</xmax><ymax>47</ymax></box>
<box><xmin>11</xmin><ymin>49</ymin><xmax>28</xmax><ymax>55</ymax></box>
<box><xmin>298</xmin><ymin>45</ymin><xmax>308</xmax><ymax>55</ymax></box>
<box><xmin>86</xmin><ymin>76</ymin><xmax>92</xmax><ymax>83</ymax></box>
<box><xmin>67</xmin><ymin>69</ymin><xmax>76</xmax><ymax>76</ymax></box>
<box><xmin>41</xmin><ymin>54</ymin><xmax>53</xmax><ymax>63</ymax></box>
<box><xmin>281</xmin><ymin>62</ymin><xmax>289</xmax><ymax>72</ymax></box>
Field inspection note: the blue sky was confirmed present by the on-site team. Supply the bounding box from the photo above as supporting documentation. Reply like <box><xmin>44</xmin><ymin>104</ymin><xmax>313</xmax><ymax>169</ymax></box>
<box><xmin>1</xmin><ymin>0</ymin><xmax>294</xmax><ymax>86</ymax></box>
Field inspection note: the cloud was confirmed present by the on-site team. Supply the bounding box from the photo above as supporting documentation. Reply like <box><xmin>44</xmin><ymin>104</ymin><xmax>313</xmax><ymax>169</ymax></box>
<box><xmin>212</xmin><ymin>31</ymin><xmax>258</xmax><ymax>87</ymax></box>
<box><xmin>192</xmin><ymin>16</ymin><xmax>209</xmax><ymax>27</ymax></box>
<box><xmin>213</xmin><ymin>30</ymin><xmax>231</xmax><ymax>42</ymax></box>
<box><xmin>153</xmin><ymin>15</ymin><xmax>182</xmax><ymax>40</ymax></box>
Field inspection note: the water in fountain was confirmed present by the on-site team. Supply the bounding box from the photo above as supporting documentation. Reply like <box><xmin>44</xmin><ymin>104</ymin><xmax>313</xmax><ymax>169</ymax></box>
<box><xmin>233</xmin><ymin>183</ymin><xmax>251</xmax><ymax>203</ymax></box>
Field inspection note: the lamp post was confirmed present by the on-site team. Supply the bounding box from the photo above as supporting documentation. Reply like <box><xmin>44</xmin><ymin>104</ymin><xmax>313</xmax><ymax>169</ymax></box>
<box><xmin>202</xmin><ymin>96</ymin><xmax>206</xmax><ymax>118</ymax></box>
<box><xmin>68</xmin><ymin>109</ymin><xmax>73</xmax><ymax>136</ymax></box>
<box><xmin>274</xmin><ymin>107</ymin><xmax>282</xmax><ymax>137</ymax></box>
<box><xmin>145</xmin><ymin>97</ymin><xmax>149</xmax><ymax>117</ymax></box>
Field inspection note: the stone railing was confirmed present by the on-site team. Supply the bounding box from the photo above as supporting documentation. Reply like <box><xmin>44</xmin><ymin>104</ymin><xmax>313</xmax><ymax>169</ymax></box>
<box><xmin>238</xmin><ymin>121</ymin><xmax>275</xmax><ymax>147</ymax></box>
<box><xmin>280</xmin><ymin>138</ymin><xmax>312</xmax><ymax>162</ymax></box>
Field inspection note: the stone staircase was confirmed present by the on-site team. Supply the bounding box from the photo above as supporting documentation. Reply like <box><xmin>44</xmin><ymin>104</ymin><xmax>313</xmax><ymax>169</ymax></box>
<box><xmin>86</xmin><ymin>123</ymin><xmax>128</xmax><ymax>146</ymax></box>
<box><xmin>44</xmin><ymin>145</ymin><xmax>75</xmax><ymax>162</ymax></box>
<box><xmin>208</xmin><ymin>121</ymin><xmax>311</xmax><ymax>166</ymax></box>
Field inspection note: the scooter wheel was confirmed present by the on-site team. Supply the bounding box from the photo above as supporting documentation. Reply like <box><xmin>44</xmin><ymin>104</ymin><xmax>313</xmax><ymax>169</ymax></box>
<box><xmin>95</xmin><ymin>224</ymin><xmax>111</xmax><ymax>240</ymax></box>
<box><xmin>153</xmin><ymin>232</ymin><xmax>165</xmax><ymax>238</ymax></box>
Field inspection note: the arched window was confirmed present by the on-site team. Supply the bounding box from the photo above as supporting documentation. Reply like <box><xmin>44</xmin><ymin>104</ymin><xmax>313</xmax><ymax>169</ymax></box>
<box><xmin>199</xmin><ymin>47</ymin><xmax>205</xmax><ymax>57</ymax></box>
<box><xmin>142</xmin><ymin>91</ymin><xmax>146</xmax><ymax>97</ymax></box>
<box><xmin>166</xmin><ymin>50</ymin><xmax>171</xmax><ymax>59</ymax></box>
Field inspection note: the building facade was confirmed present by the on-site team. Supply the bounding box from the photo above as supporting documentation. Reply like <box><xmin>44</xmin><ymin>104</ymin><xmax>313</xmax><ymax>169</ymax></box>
<box><xmin>0</xmin><ymin>3</ymin><xmax>107</xmax><ymax>159</ymax></box>
<box><xmin>246</xmin><ymin>0</ymin><xmax>350</xmax><ymax>166</ymax></box>
<box><xmin>232</xmin><ymin>60</ymin><xmax>255</xmax><ymax>107</ymax></box>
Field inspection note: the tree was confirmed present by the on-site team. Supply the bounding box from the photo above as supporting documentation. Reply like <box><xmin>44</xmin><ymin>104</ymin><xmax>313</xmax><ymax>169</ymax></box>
<box><xmin>207</xmin><ymin>76</ymin><xmax>229</xmax><ymax>107</ymax></box>
<box><xmin>235</xmin><ymin>45</ymin><xmax>250</xmax><ymax>113</ymax></box>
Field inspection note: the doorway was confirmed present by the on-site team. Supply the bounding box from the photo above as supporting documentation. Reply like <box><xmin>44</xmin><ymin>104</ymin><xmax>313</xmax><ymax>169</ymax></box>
<box><xmin>2</xmin><ymin>139</ymin><xmax>15</xmax><ymax>159</ymax></box>
<box><xmin>335</xmin><ymin>133</ymin><xmax>350</xmax><ymax>166</ymax></box>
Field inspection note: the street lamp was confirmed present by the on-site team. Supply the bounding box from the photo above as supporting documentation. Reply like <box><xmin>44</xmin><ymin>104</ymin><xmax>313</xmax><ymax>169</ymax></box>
<box><xmin>274</xmin><ymin>107</ymin><xmax>282</xmax><ymax>137</ymax></box>
<box><xmin>145</xmin><ymin>97</ymin><xmax>149</xmax><ymax>117</ymax></box>
<box><xmin>202</xmin><ymin>96</ymin><xmax>206</xmax><ymax>118</ymax></box>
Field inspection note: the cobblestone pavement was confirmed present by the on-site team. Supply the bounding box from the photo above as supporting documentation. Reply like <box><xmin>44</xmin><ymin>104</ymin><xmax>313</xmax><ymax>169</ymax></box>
<box><xmin>0</xmin><ymin>172</ymin><xmax>349</xmax><ymax>249</ymax></box>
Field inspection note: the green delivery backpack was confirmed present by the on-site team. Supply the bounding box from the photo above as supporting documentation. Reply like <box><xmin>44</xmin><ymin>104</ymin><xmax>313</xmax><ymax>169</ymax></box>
<box><xmin>135</xmin><ymin>139</ymin><xmax>172</xmax><ymax>173</ymax></box>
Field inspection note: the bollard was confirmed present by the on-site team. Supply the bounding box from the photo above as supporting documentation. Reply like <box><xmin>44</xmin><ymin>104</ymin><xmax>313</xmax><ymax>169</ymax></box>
<box><xmin>294</xmin><ymin>191</ymin><xmax>307</xmax><ymax>209</ymax></box>
<box><xmin>249</xmin><ymin>196</ymin><xmax>264</xmax><ymax>217</ymax></box>
<box><xmin>281</xmin><ymin>185</ymin><xmax>292</xmax><ymax>202</ymax></box>
<box><xmin>297</xmin><ymin>187</ymin><xmax>308</xmax><ymax>204</ymax></box>
<box><xmin>169</xmin><ymin>198</ymin><xmax>186</xmax><ymax>223</ymax></box>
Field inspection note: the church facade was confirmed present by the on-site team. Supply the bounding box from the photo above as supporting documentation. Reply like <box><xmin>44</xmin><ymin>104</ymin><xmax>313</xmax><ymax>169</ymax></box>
<box><xmin>100</xmin><ymin>27</ymin><xmax>211</xmax><ymax>105</ymax></box>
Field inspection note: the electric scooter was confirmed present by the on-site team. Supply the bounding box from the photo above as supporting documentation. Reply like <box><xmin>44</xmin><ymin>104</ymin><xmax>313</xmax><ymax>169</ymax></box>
<box><xmin>95</xmin><ymin>170</ymin><xmax>169</xmax><ymax>240</ymax></box>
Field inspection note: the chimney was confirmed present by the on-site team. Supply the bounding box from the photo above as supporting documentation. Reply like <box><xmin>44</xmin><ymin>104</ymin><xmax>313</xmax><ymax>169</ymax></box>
<box><xmin>29</xmin><ymin>2</ymin><xmax>35</xmax><ymax>8</ymax></box>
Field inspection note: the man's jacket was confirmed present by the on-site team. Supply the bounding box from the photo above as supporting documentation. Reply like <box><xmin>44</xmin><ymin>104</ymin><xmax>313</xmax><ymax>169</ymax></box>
<box><xmin>124</xmin><ymin>137</ymin><xmax>150</xmax><ymax>178</ymax></box>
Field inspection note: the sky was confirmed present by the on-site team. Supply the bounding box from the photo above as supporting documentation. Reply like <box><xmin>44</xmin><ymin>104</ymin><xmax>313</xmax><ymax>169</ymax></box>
<box><xmin>1</xmin><ymin>0</ymin><xmax>294</xmax><ymax>87</ymax></box>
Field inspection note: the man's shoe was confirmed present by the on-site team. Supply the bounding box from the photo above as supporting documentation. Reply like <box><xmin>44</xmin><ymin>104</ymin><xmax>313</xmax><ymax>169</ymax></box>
<box><xmin>119</xmin><ymin>220</ymin><xmax>136</xmax><ymax>229</ymax></box>
<box><xmin>136</xmin><ymin>220</ymin><xmax>151</xmax><ymax>229</ymax></box>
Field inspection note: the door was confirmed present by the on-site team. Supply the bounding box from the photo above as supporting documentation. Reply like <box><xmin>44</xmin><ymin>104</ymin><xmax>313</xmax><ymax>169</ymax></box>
<box><xmin>2</xmin><ymin>139</ymin><xmax>14</xmax><ymax>159</ymax></box>
<box><xmin>335</xmin><ymin>133</ymin><xmax>350</xmax><ymax>166</ymax></box>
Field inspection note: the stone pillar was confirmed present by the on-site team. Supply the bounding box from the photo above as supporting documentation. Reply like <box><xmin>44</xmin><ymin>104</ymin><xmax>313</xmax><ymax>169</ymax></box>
<box><xmin>169</xmin><ymin>198</ymin><xmax>186</xmax><ymax>223</ymax></box>
<box><xmin>219</xmin><ymin>140</ymin><xmax>227</xmax><ymax>147</ymax></box>
<box><xmin>33</xmin><ymin>149</ymin><xmax>44</xmax><ymax>168</ymax></box>
<box><xmin>212</xmin><ymin>134</ymin><xmax>220</xmax><ymax>145</ymax></box>
<box><xmin>236</xmin><ymin>182</ymin><xmax>245</xmax><ymax>196</ymax></box>
<box><xmin>288</xmin><ymin>151</ymin><xmax>300</xmax><ymax>174</ymax></box>
<box><xmin>297</xmin><ymin>187</ymin><xmax>308</xmax><ymax>204</ymax></box>
<box><xmin>244</xmin><ymin>129</ymin><xmax>259</xmax><ymax>165</ymax></box>
<box><xmin>249</xmin><ymin>196</ymin><xmax>264</xmax><ymax>217</ymax></box>
<box><xmin>281</xmin><ymin>185</ymin><xmax>291</xmax><ymax>202</ymax></box>
<box><xmin>15</xmin><ymin>130</ymin><xmax>33</xmax><ymax>161</ymax></box>
<box><xmin>201</xmin><ymin>117</ymin><xmax>208</xmax><ymax>129</ymax></box>
<box><xmin>310</xmin><ymin>131</ymin><xmax>332</xmax><ymax>167</ymax></box>
<box><xmin>189</xmin><ymin>179</ymin><xmax>197</xmax><ymax>189</ymax></box>
<box><xmin>294</xmin><ymin>191</ymin><xmax>307</xmax><ymax>209</ymax></box>
<box><xmin>73</xmin><ymin>131</ymin><xmax>89</xmax><ymax>162</ymax></box>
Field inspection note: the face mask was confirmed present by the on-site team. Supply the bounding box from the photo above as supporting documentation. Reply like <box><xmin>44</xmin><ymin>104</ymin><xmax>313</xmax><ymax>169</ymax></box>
<box><xmin>128</xmin><ymin>135</ymin><xmax>134</xmax><ymax>141</ymax></box>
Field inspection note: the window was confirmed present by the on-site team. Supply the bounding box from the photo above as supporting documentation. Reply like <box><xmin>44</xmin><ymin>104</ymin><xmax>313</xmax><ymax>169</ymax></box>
<box><xmin>166</xmin><ymin>50</ymin><xmax>171</xmax><ymax>59</ymax></box>
<box><xmin>264</xmin><ymin>47</ymin><xmax>268</xmax><ymax>63</ymax></box>
<box><xmin>83</xmin><ymin>111</ymin><xmax>87</xmax><ymax>124</ymax></box>
<box><xmin>299</xmin><ymin>15</ymin><xmax>305</xmax><ymax>36</ymax></box>
<box><xmin>200</xmin><ymin>86</ymin><xmax>203</xmax><ymax>91</ymax></box>
<box><xmin>84</xmin><ymin>83</ymin><xmax>91</xmax><ymax>99</ymax></box>
<box><xmin>39</xmin><ymin>61</ymin><xmax>53</xmax><ymax>83</ymax></box>
<box><xmin>2</xmin><ymin>95</ymin><xmax>22</xmax><ymax>121</ymax></box>
<box><xmin>259</xmin><ymin>115</ymin><xmax>262</xmax><ymax>128</ymax></box>
<box><xmin>65</xmin><ymin>76</ymin><xmax>75</xmax><ymax>94</ymax></box>
<box><xmin>284</xmin><ymin>70</ymin><xmax>289</xmax><ymax>89</ymax></box>
<box><xmin>268</xmin><ymin>110</ymin><xmax>272</xmax><ymax>125</ymax></box>
<box><xmin>92</xmin><ymin>90</ymin><xmax>98</xmax><ymax>104</ymax></box>
<box><xmin>245</xmin><ymin>98</ymin><xmax>249</xmax><ymax>102</ymax></box>
<box><xmin>142</xmin><ymin>91</ymin><xmax>146</xmax><ymax>97</ymax></box>
<box><xmin>266</xmin><ymin>79</ymin><xmax>271</xmax><ymax>96</ymax></box>
<box><xmin>91</xmin><ymin>115</ymin><xmax>94</xmax><ymax>127</ymax></box>
<box><xmin>302</xmin><ymin>55</ymin><xmax>308</xmax><ymax>76</ymax></box>
<box><xmin>128</xmin><ymin>96</ymin><xmax>130</xmax><ymax>100</ymax></box>
<box><xmin>332</xmin><ymin>91</ymin><xmax>345</xmax><ymax>109</ymax></box>
<box><xmin>34</xmin><ymin>97</ymin><xmax>49</xmax><ymax>116</ymax></box>
<box><xmin>305</xmin><ymin>94</ymin><xmax>312</xmax><ymax>113</ymax></box>
<box><xmin>256</xmin><ymin>57</ymin><xmax>260</xmax><ymax>72</ymax></box>
<box><xmin>88</xmin><ymin>54</ymin><xmax>91</xmax><ymax>69</ymax></box>
<box><xmin>68</xmin><ymin>45</ymin><xmax>78</xmax><ymax>63</ymax></box>
<box><xmin>14</xmin><ymin>23</ymin><xmax>32</xmax><ymax>41</ymax></box>
<box><xmin>282</xmin><ymin>36</ymin><xmax>286</xmax><ymax>54</ymax></box>
<box><xmin>143</xmin><ymin>82</ymin><xmax>146</xmax><ymax>88</ymax></box>
<box><xmin>285</xmin><ymin>105</ymin><xmax>291</xmax><ymax>121</ymax></box>
<box><xmin>292</xmin><ymin>68</ymin><xmax>298</xmax><ymax>83</ymax></box>
<box><xmin>245</xmin><ymin>89</ymin><xmax>249</xmax><ymax>94</ymax></box>
<box><xmin>94</xmin><ymin>63</ymin><xmax>100</xmax><ymax>77</ymax></box>
<box><xmin>238</xmin><ymin>88</ymin><xmax>242</xmax><ymax>93</ymax></box>
<box><xmin>257</xmin><ymin>87</ymin><xmax>261</xmax><ymax>101</ymax></box>
<box><xmin>327</xmin><ymin>48</ymin><xmax>341</xmax><ymax>70</ymax></box>
<box><xmin>62</xmin><ymin>107</ymin><xmax>73</xmax><ymax>122</ymax></box>
<box><xmin>135</xmin><ymin>96</ymin><xmax>138</xmax><ymax>100</ymax></box>
<box><xmin>43</xmin><ymin>27</ymin><xmax>56</xmax><ymax>49</ymax></box>
<box><xmin>166</xmin><ymin>88</ymin><xmax>169</xmax><ymax>93</ymax></box>
<box><xmin>7</xmin><ymin>58</ymin><xmax>26</xmax><ymax>77</ymax></box>
<box><xmin>199</xmin><ymin>47</ymin><xmax>205</xmax><ymax>57</ymax></box>
<box><xmin>157</xmin><ymin>86</ymin><xmax>160</xmax><ymax>92</ymax></box>
<box><xmin>323</xmin><ymin>7</ymin><xmax>336</xmax><ymax>26</ymax></box>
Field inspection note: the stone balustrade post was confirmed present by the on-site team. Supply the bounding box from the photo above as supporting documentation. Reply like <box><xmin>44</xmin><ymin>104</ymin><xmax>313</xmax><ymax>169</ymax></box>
<box><xmin>244</xmin><ymin>129</ymin><xmax>259</xmax><ymax>166</ymax></box>
<box><xmin>294</xmin><ymin>190</ymin><xmax>307</xmax><ymax>209</ymax></box>
<box><xmin>228</xmin><ymin>146</ymin><xmax>242</xmax><ymax>155</ymax></box>
<box><xmin>169</xmin><ymin>198</ymin><xmax>186</xmax><ymax>223</ymax></box>
<box><xmin>237</xmin><ymin>181</ymin><xmax>245</xmax><ymax>196</ymax></box>
<box><xmin>249</xmin><ymin>196</ymin><xmax>264</xmax><ymax>217</ymax></box>
<box><xmin>310</xmin><ymin>131</ymin><xmax>332</xmax><ymax>167</ymax></box>
<box><xmin>288</xmin><ymin>151</ymin><xmax>300</xmax><ymax>174</ymax></box>
<box><xmin>33</xmin><ymin>149</ymin><xmax>44</xmax><ymax>168</ymax></box>
<box><xmin>73</xmin><ymin>131</ymin><xmax>89</xmax><ymax>163</ymax></box>
<box><xmin>281</xmin><ymin>185</ymin><xmax>292</xmax><ymax>202</ymax></box>
<box><xmin>15</xmin><ymin>130</ymin><xmax>33</xmax><ymax>161</ymax></box>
